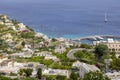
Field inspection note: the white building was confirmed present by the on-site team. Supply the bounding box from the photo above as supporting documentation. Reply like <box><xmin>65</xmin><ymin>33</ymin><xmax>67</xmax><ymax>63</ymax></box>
<box><xmin>0</xmin><ymin>20</ymin><xmax>4</xmax><ymax>24</ymax></box>
<box><xmin>42</xmin><ymin>68</ymin><xmax>70</xmax><ymax>78</ymax></box>
<box><xmin>54</xmin><ymin>45</ymin><xmax>66</xmax><ymax>54</ymax></box>
<box><xmin>79</xmin><ymin>63</ymin><xmax>100</xmax><ymax>78</ymax></box>
<box><xmin>11</xmin><ymin>52</ymin><xmax>32</xmax><ymax>58</ymax></box>
<box><xmin>72</xmin><ymin>61</ymin><xmax>100</xmax><ymax>78</ymax></box>
<box><xmin>35</xmin><ymin>32</ymin><xmax>44</xmax><ymax>37</ymax></box>
<box><xmin>1</xmin><ymin>33</ymin><xmax>13</xmax><ymax>40</ymax></box>
<box><xmin>35</xmin><ymin>51</ymin><xmax>52</xmax><ymax>57</ymax></box>
<box><xmin>105</xmin><ymin>72</ymin><xmax>120</xmax><ymax>80</ymax></box>
<box><xmin>17</xmin><ymin>23</ymin><xmax>26</xmax><ymax>30</ymax></box>
<box><xmin>0</xmin><ymin>56</ymin><xmax>8</xmax><ymax>63</ymax></box>
<box><xmin>0</xmin><ymin>61</ymin><xmax>24</xmax><ymax>74</ymax></box>
<box><xmin>72</xmin><ymin>60</ymin><xmax>82</xmax><ymax>68</ymax></box>
<box><xmin>45</xmin><ymin>56</ymin><xmax>60</xmax><ymax>61</ymax></box>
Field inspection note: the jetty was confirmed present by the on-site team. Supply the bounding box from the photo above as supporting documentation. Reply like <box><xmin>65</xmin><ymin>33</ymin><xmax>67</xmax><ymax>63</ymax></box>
<box><xmin>73</xmin><ymin>35</ymin><xmax>120</xmax><ymax>41</ymax></box>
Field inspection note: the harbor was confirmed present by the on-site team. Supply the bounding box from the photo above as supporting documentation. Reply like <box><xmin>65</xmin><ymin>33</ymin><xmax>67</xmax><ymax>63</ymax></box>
<box><xmin>73</xmin><ymin>35</ymin><xmax>120</xmax><ymax>44</ymax></box>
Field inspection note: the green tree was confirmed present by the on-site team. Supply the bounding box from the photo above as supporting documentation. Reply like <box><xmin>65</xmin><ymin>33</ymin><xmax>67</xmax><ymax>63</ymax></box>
<box><xmin>70</xmin><ymin>72</ymin><xmax>78</xmax><ymax>80</ymax></box>
<box><xmin>110</xmin><ymin>58</ymin><xmax>120</xmax><ymax>71</ymax></box>
<box><xmin>36</xmin><ymin>68</ymin><xmax>42</xmax><ymax>79</ymax></box>
<box><xmin>21</xmin><ymin>32</ymin><xmax>35</xmax><ymax>39</ymax></box>
<box><xmin>22</xmin><ymin>77</ymin><xmax>38</xmax><ymax>80</ymax></box>
<box><xmin>0</xmin><ymin>76</ymin><xmax>13</xmax><ymax>80</ymax></box>
<box><xmin>21</xmin><ymin>41</ymin><xmax>25</xmax><ymax>47</ymax></box>
<box><xmin>24</xmin><ymin>68</ymin><xmax>33</xmax><ymax>77</ymax></box>
<box><xmin>95</xmin><ymin>44</ymin><xmax>109</xmax><ymax>59</ymax></box>
<box><xmin>80</xmin><ymin>44</ymin><xmax>92</xmax><ymax>49</ymax></box>
<box><xmin>74</xmin><ymin>50</ymin><xmax>96</xmax><ymax>64</ymax></box>
<box><xmin>19</xmin><ymin>68</ymin><xmax>33</xmax><ymax>77</ymax></box>
<box><xmin>19</xmin><ymin>69</ymin><xmax>24</xmax><ymax>76</ymax></box>
<box><xmin>56</xmin><ymin>75</ymin><xmax>66</xmax><ymax>80</ymax></box>
<box><xmin>0</xmin><ymin>39</ymin><xmax>3</xmax><ymax>45</ymax></box>
<box><xmin>83</xmin><ymin>71</ymin><xmax>111</xmax><ymax>80</ymax></box>
<box><xmin>110</xmin><ymin>51</ymin><xmax>116</xmax><ymax>59</ymax></box>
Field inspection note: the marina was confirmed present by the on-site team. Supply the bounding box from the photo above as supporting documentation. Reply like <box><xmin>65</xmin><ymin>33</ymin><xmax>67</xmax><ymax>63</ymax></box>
<box><xmin>73</xmin><ymin>35</ymin><xmax>120</xmax><ymax>44</ymax></box>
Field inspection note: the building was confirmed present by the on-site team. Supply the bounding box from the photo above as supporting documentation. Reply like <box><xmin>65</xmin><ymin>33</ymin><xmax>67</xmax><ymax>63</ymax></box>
<box><xmin>54</xmin><ymin>45</ymin><xmax>66</xmax><ymax>54</ymax></box>
<box><xmin>0</xmin><ymin>61</ymin><xmax>24</xmax><ymax>74</ymax></box>
<box><xmin>11</xmin><ymin>52</ymin><xmax>32</xmax><ymax>58</ymax></box>
<box><xmin>34</xmin><ymin>51</ymin><xmax>52</xmax><ymax>57</ymax></box>
<box><xmin>0</xmin><ymin>20</ymin><xmax>4</xmax><ymax>24</ymax></box>
<box><xmin>45</xmin><ymin>56</ymin><xmax>60</xmax><ymax>61</ymax></box>
<box><xmin>42</xmin><ymin>68</ymin><xmax>70</xmax><ymax>78</ymax></box>
<box><xmin>101</xmin><ymin>38</ymin><xmax>120</xmax><ymax>53</ymax></box>
<box><xmin>0</xmin><ymin>56</ymin><xmax>8</xmax><ymax>63</ymax></box>
<box><xmin>105</xmin><ymin>72</ymin><xmax>120</xmax><ymax>80</ymax></box>
<box><xmin>72</xmin><ymin>60</ymin><xmax>82</xmax><ymax>68</ymax></box>
<box><xmin>17</xmin><ymin>23</ymin><xmax>27</xmax><ymax>31</ymax></box>
<box><xmin>79</xmin><ymin>63</ymin><xmax>100</xmax><ymax>78</ymax></box>
<box><xmin>72</xmin><ymin>61</ymin><xmax>100</xmax><ymax>78</ymax></box>
<box><xmin>1</xmin><ymin>33</ymin><xmax>13</xmax><ymax>40</ymax></box>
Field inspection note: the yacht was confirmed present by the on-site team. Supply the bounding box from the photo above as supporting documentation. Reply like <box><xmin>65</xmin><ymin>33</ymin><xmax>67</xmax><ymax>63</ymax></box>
<box><xmin>104</xmin><ymin>12</ymin><xmax>108</xmax><ymax>22</ymax></box>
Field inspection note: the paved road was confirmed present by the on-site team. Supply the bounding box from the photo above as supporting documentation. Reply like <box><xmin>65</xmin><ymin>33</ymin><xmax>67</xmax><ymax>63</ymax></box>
<box><xmin>67</xmin><ymin>48</ymin><xmax>93</xmax><ymax>60</ymax></box>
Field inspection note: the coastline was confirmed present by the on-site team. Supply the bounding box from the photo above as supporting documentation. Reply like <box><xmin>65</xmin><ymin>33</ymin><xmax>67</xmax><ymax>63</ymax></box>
<box><xmin>2</xmin><ymin>14</ymin><xmax>120</xmax><ymax>40</ymax></box>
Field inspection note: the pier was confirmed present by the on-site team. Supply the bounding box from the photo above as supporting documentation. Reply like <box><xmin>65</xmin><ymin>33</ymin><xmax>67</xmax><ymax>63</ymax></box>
<box><xmin>73</xmin><ymin>35</ymin><xmax>120</xmax><ymax>41</ymax></box>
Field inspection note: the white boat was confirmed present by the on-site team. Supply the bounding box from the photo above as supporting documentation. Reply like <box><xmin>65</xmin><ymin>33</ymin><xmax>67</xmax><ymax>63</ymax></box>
<box><xmin>104</xmin><ymin>12</ymin><xmax>108</xmax><ymax>22</ymax></box>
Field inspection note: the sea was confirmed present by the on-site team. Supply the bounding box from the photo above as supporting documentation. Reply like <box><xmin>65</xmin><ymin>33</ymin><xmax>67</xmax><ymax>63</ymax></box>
<box><xmin>0</xmin><ymin>0</ymin><xmax>120</xmax><ymax>39</ymax></box>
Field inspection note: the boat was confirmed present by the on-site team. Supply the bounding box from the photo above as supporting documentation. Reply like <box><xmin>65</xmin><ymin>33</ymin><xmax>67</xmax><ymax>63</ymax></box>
<box><xmin>104</xmin><ymin>12</ymin><xmax>108</xmax><ymax>22</ymax></box>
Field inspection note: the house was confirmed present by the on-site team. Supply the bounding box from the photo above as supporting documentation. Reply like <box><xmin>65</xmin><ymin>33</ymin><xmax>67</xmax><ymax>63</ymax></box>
<box><xmin>45</xmin><ymin>56</ymin><xmax>60</xmax><ymax>61</ymax></box>
<box><xmin>17</xmin><ymin>23</ymin><xmax>27</xmax><ymax>30</ymax></box>
<box><xmin>79</xmin><ymin>63</ymin><xmax>100</xmax><ymax>78</ymax></box>
<box><xmin>35</xmin><ymin>32</ymin><xmax>44</xmax><ymax>37</ymax></box>
<box><xmin>1</xmin><ymin>33</ymin><xmax>13</xmax><ymax>40</ymax></box>
<box><xmin>105</xmin><ymin>72</ymin><xmax>120</xmax><ymax>80</ymax></box>
<box><xmin>0</xmin><ymin>20</ymin><xmax>4</xmax><ymax>24</ymax></box>
<box><xmin>11</xmin><ymin>52</ymin><xmax>32</xmax><ymax>58</ymax></box>
<box><xmin>4</xmin><ymin>21</ymin><xmax>16</xmax><ymax>31</ymax></box>
<box><xmin>54</xmin><ymin>45</ymin><xmax>66</xmax><ymax>54</ymax></box>
<box><xmin>0</xmin><ymin>56</ymin><xmax>8</xmax><ymax>63</ymax></box>
<box><xmin>72</xmin><ymin>61</ymin><xmax>100</xmax><ymax>78</ymax></box>
<box><xmin>72</xmin><ymin>60</ymin><xmax>82</xmax><ymax>68</ymax></box>
<box><xmin>42</xmin><ymin>68</ymin><xmax>70</xmax><ymax>78</ymax></box>
<box><xmin>0</xmin><ymin>66</ymin><xmax>20</xmax><ymax>74</ymax></box>
<box><xmin>0</xmin><ymin>61</ymin><xmax>24</xmax><ymax>74</ymax></box>
<box><xmin>35</xmin><ymin>51</ymin><xmax>52</xmax><ymax>57</ymax></box>
<box><xmin>0</xmin><ymin>14</ymin><xmax>7</xmax><ymax>19</ymax></box>
<box><xmin>99</xmin><ymin>38</ymin><xmax>120</xmax><ymax>53</ymax></box>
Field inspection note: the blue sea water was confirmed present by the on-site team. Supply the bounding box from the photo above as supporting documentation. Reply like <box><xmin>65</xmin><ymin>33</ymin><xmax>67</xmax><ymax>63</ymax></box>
<box><xmin>0</xmin><ymin>0</ymin><xmax>120</xmax><ymax>38</ymax></box>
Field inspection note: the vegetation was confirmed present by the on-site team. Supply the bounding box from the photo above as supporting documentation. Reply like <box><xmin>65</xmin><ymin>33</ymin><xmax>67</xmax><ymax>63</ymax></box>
<box><xmin>19</xmin><ymin>68</ymin><xmax>33</xmax><ymax>77</ymax></box>
<box><xmin>0</xmin><ymin>76</ymin><xmax>14</xmax><ymax>80</ymax></box>
<box><xmin>95</xmin><ymin>44</ymin><xmax>109</xmax><ymax>59</ymax></box>
<box><xmin>83</xmin><ymin>71</ymin><xmax>111</xmax><ymax>80</ymax></box>
<box><xmin>45</xmin><ymin>75</ymin><xmax>56</xmax><ymax>80</ymax></box>
<box><xmin>56</xmin><ymin>75</ymin><xmax>66</xmax><ymax>80</ymax></box>
<box><xmin>74</xmin><ymin>50</ymin><xmax>96</xmax><ymax>64</ymax></box>
<box><xmin>52</xmin><ymin>48</ymin><xmax>74</xmax><ymax>69</ymax></box>
<box><xmin>110</xmin><ymin>58</ymin><xmax>120</xmax><ymax>71</ymax></box>
<box><xmin>40</xmin><ymin>59</ymin><xmax>54</xmax><ymax>66</ymax></box>
<box><xmin>15</xmin><ymin>56</ymin><xmax>44</xmax><ymax>62</ymax></box>
<box><xmin>70</xmin><ymin>72</ymin><xmax>78</xmax><ymax>80</ymax></box>
<box><xmin>21</xmin><ymin>31</ymin><xmax>35</xmax><ymax>39</ymax></box>
<box><xmin>21</xmin><ymin>77</ymin><xmax>39</xmax><ymax>80</ymax></box>
<box><xmin>36</xmin><ymin>68</ymin><xmax>42</xmax><ymax>79</ymax></box>
<box><xmin>45</xmin><ymin>75</ymin><xmax>66</xmax><ymax>80</ymax></box>
<box><xmin>49</xmin><ymin>62</ymin><xmax>71</xmax><ymax>69</ymax></box>
<box><xmin>53</xmin><ymin>48</ymin><xmax>71</xmax><ymax>62</ymax></box>
<box><xmin>80</xmin><ymin>44</ymin><xmax>92</xmax><ymax>49</ymax></box>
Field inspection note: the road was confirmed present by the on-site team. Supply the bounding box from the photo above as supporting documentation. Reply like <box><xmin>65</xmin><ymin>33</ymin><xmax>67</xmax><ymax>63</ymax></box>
<box><xmin>67</xmin><ymin>48</ymin><xmax>93</xmax><ymax>60</ymax></box>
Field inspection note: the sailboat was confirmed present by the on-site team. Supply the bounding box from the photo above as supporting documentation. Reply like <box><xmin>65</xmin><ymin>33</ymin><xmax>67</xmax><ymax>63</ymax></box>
<box><xmin>104</xmin><ymin>13</ymin><xmax>108</xmax><ymax>22</ymax></box>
